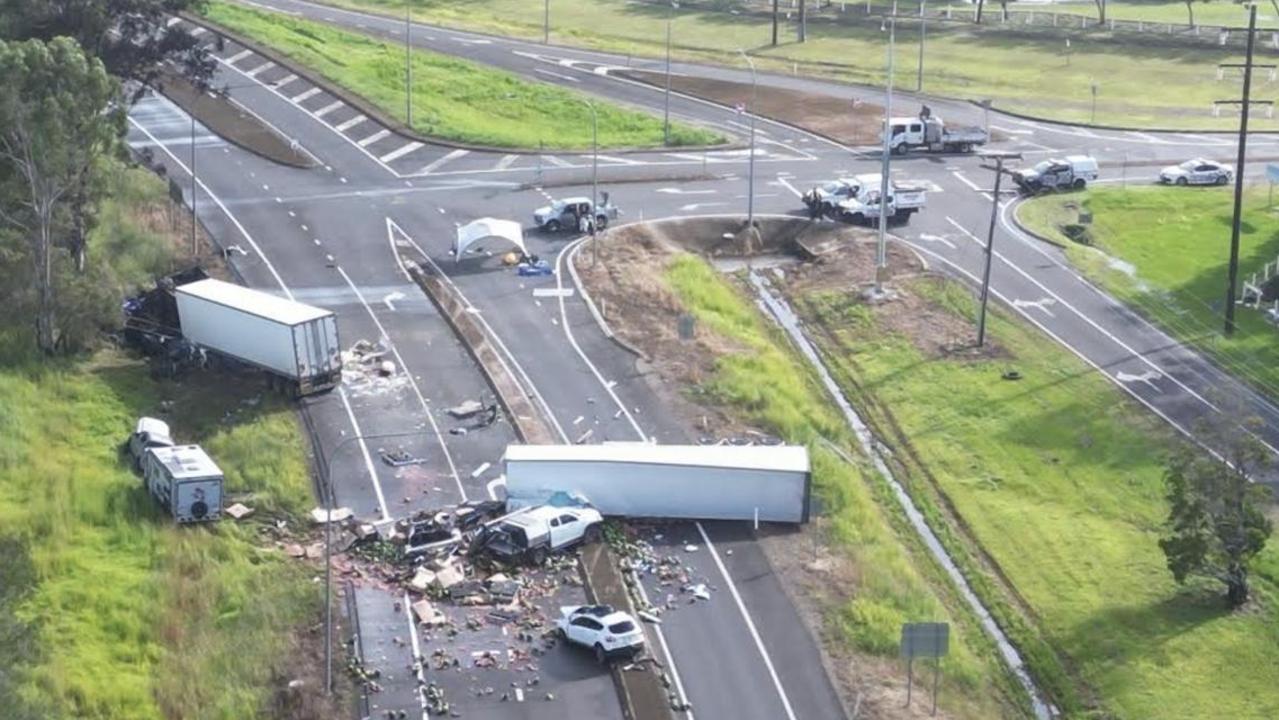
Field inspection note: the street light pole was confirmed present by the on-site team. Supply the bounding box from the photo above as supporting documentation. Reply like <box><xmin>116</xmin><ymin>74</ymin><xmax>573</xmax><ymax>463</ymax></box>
<box><xmin>320</xmin><ymin>429</ymin><xmax>432</xmax><ymax>696</ymax></box>
<box><xmin>739</xmin><ymin>49</ymin><xmax>758</xmax><ymax>230</ymax></box>
<box><xmin>917</xmin><ymin>0</ymin><xmax>926</xmax><ymax>92</ymax></box>
<box><xmin>190</xmin><ymin>112</ymin><xmax>197</xmax><ymax>257</ymax></box>
<box><xmin>875</xmin><ymin>18</ymin><xmax>895</xmax><ymax>293</ymax></box>
<box><xmin>405</xmin><ymin>0</ymin><xmax>413</xmax><ymax>127</ymax></box>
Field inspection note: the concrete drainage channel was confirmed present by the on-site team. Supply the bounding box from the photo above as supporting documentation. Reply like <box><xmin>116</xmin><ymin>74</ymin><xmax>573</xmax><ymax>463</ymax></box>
<box><xmin>746</xmin><ymin>270</ymin><xmax>1054</xmax><ymax>720</ymax></box>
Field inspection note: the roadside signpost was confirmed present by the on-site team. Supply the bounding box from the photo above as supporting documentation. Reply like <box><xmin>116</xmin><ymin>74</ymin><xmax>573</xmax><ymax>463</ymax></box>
<box><xmin>901</xmin><ymin>621</ymin><xmax>949</xmax><ymax>715</ymax></box>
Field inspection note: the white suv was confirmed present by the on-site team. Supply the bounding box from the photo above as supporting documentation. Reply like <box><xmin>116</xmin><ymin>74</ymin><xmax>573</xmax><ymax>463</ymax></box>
<box><xmin>556</xmin><ymin>605</ymin><xmax>645</xmax><ymax>662</ymax></box>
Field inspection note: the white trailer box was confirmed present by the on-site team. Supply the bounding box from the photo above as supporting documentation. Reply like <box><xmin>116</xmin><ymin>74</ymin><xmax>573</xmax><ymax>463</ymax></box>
<box><xmin>175</xmin><ymin>279</ymin><xmax>341</xmax><ymax>396</ymax></box>
<box><xmin>143</xmin><ymin>445</ymin><xmax>223</xmax><ymax>524</ymax></box>
<box><xmin>504</xmin><ymin>444</ymin><xmax>811</xmax><ymax>523</ymax></box>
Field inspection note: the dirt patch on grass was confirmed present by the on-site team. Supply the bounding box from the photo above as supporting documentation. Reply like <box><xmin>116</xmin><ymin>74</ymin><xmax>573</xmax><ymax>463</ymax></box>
<box><xmin>160</xmin><ymin>71</ymin><xmax>315</xmax><ymax>169</ymax></box>
<box><xmin>618</xmin><ymin>69</ymin><xmax>886</xmax><ymax>146</ymax></box>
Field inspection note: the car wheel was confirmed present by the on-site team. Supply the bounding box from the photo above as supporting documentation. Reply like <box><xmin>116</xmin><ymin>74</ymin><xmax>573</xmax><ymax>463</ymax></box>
<box><xmin>1176</xmin><ymin>177</ymin><xmax>1188</xmax><ymax>186</ymax></box>
<box><xmin>594</xmin><ymin>644</ymin><xmax>607</xmax><ymax>664</ymax></box>
<box><xmin>1073</xmin><ymin>179</ymin><xmax>1086</xmax><ymax>190</ymax></box>
<box><xmin>1218</xmin><ymin>174</ymin><xmax>1230</xmax><ymax>185</ymax></box>
<box><xmin>851</xmin><ymin>213</ymin><xmax>866</xmax><ymax>225</ymax></box>
<box><xmin>529</xmin><ymin>547</ymin><xmax>548</xmax><ymax>566</ymax></box>
<box><xmin>546</xmin><ymin>219</ymin><xmax>561</xmax><ymax>233</ymax></box>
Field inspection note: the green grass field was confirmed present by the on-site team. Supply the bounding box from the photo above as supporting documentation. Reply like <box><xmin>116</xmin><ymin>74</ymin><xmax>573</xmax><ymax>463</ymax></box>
<box><xmin>663</xmin><ymin>255</ymin><xmax>1025</xmax><ymax>719</ymax></box>
<box><xmin>308</xmin><ymin>0</ymin><xmax>1279</xmax><ymax>129</ymax></box>
<box><xmin>202</xmin><ymin>1</ymin><xmax>723</xmax><ymax>149</ymax></box>
<box><xmin>1018</xmin><ymin>186</ymin><xmax>1279</xmax><ymax>401</ymax></box>
<box><xmin>795</xmin><ymin>273</ymin><xmax>1279</xmax><ymax>718</ymax></box>
<box><xmin>0</xmin><ymin>167</ymin><xmax>323</xmax><ymax>720</ymax></box>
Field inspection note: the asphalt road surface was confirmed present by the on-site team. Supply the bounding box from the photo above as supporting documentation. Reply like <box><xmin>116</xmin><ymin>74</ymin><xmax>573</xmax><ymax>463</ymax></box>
<box><xmin>127</xmin><ymin>3</ymin><xmax>1279</xmax><ymax>718</ymax></box>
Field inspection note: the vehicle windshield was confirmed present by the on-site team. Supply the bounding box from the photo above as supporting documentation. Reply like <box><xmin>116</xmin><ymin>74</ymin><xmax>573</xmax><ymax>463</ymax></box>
<box><xmin>1032</xmin><ymin>160</ymin><xmax>1054</xmax><ymax>173</ymax></box>
<box><xmin>608</xmin><ymin>621</ymin><xmax>636</xmax><ymax>634</ymax></box>
<box><xmin>820</xmin><ymin>182</ymin><xmax>844</xmax><ymax>194</ymax></box>
<box><xmin>549</xmin><ymin>200</ymin><xmax>566</xmax><ymax>211</ymax></box>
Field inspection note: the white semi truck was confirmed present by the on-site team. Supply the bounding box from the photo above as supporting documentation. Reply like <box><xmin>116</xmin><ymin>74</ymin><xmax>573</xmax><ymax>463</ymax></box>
<box><xmin>174</xmin><ymin>279</ymin><xmax>341</xmax><ymax>396</ymax></box>
<box><xmin>887</xmin><ymin>106</ymin><xmax>988</xmax><ymax>154</ymax></box>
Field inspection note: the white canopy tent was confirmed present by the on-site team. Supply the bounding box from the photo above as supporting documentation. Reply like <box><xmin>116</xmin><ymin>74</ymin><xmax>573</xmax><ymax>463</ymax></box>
<box><xmin>454</xmin><ymin>218</ymin><xmax>526</xmax><ymax>261</ymax></box>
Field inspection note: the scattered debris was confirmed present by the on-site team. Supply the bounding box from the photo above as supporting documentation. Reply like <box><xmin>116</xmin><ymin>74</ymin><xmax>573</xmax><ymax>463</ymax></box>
<box><xmin>225</xmin><ymin>502</ymin><xmax>253</xmax><ymax>520</ymax></box>
<box><xmin>447</xmin><ymin>400</ymin><xmax>485</xmax><ymax>418</ymax></box>
<box><xmin>683</xmin><ymin>544</ymin><xmax>698</xmax><ymax>553</ymax></box>
<box><xmin>412</xmin><ymin>599</ymin><xmax>448</xmax><ymax>627</ymax></box>
<box><xmin>381</xmin><ymin>447</ymin><xmax>427</xmax><ymax>467</ymax></box>
<box><xmin>310</xmin><ymin>506</ymin><xmax>353</xmax><ymax>524</ymax></box>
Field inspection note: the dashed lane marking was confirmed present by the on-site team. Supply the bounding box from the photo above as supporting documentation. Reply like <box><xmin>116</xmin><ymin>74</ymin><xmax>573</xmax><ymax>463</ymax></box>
<box><xmin>357</xmin><ymin>128</ymin><xmax>391</xmax><ymax>147</ymax></box>
<box><xmin>273</xmin><ymin>73</ymin><xmax>298</xmax><ymax>89</ymax></box>
<box><xmin>494</xmin><ymin>154</ymin><xmax>519</xmax><ymax>171</ymax></box>
<box><xmin>335</xmin><ymin>114</ymin><xmax>367</xmax><ymax>132</ymax></box>
<box><xmin>290</xmin><ymin>86</ymin><xmax>322</xmax><ymax>103</ymax></box>
<box><xmin>244</xmin><ymin>60</ymin><xmax>275</xmax><ymax>78</ymax></box>
<box><xmin>417</xmin><ymin>148</ymin><xmax>470</xmax><ymax>174</ymax></box>
<box><xmin>597</xmin><ymin>154</ymin><xmax>640</xmax><ymax>165</ymax></box>
<box><xmin>540</xmin><ymin>154</ymin><xmax>571</xmax><ymax>168</ymax></box>
<box><xmin>225</xmin><ymin>49</ymin><xmax>252</xmax><ymax>65</ymax></box>
<box><xmin>313</xmin><ymin>100</ymin><xmax>344</xmax><ymax>118</ymax></box>
<box><xmin>379</xmin><ymin>141</ymin><xmax>424</xmax><ymax>163</ymax></box>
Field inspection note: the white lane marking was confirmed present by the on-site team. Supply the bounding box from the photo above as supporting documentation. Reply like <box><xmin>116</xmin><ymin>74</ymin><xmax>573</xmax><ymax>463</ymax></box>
<box><xmin>417</xmin><ymin>148</ymin><xmax>470</xmax><ymax>174</ymax></box>
<box><xmin>532</xmin><ymin>287</ymin><xmax>574</xmax><ymax>298</ymax></box>
<box><xmin>665</xmin><ymin>152</ymin><xmax>705</xmax><ymax>161</ymax></box>
<box><xmin>678</xmin><ymin>202</ymin><xmax>728</xmax><ymax>211</ymax></box>
<box><xmin>1127</xmin><ymin>130</ymin><xmax>1169</xmax><ymax>145</ymax></box>
<box><xmin>540</xmin><ymin>154</ymin><xmax>572</xmax><ymax>168</ymax></box>
<box><xmin>387</xmin><ymin>218</ymin><xmax>568</xmax><ymax>443</ymax></box>
<box><xmin>471</xmin><ymin>462</ymin><xmax>491</xmax><ymax>478</ymax></box>
<box><xmin>273</xmin><ymin>73</ymin><xmax>298</xmax><ymax>89</ymax></box>
<box><xmin>534</xmin><ymin>67</ymin><xmax>580</xmax><ymax>83</ymax></box>
<box><xmin>1117</xmin><ymin>370</ymin><xmax>1163</xmax><ymax>391</ymax></box>
<box><xmin>495</xmin><ymin>154</ymin><xmax>519</xmax><ymax>170</ymax></box>
<box><xmin>992</xmin><ymin>124</ymin><xmax>1033</xmax><ymax>135</ymax></box>
<box><xmin>556</xmin><ymin>236</ymin><xmax>791</xmax><ymax>717</ymax></box>
<box><xmin>313</xmin><ymin>99</ymin><xmax>345</xmax><ymax>118</ymax></box>
<box><xmin>380</xmin><ymin>141</ymin><xmax>425</xmax><ymax>163</ymax></box>
<box><xmin>657</xmin><ymin>187</ymin><xmax>716</xmax><ymax>195</ymax></box>
<box><xmin>335</xmin><ymin>114</ymin><xmax>367</xmax><ymax>132</ymax></box>
<box><xmin>166</xmin><ymin>17</ymin><xmax>182</xmax><ymax>27</ymax></box>
<box><xmin>596</xmin><ymin>154</ymin><xmax>640</xmax><ymax>165</ymax></box>
<box><xmin>382</xmin><ymin>291</ymin><xmax>405</xmax><ymax>311</ymax></box>
<box><xmin>244</xmin><ymin>60</ymin><xmax>275</xmax><ymax>77</ymax></box>
<box><xmin>402</xmin><ymin>592</ymin><xmax>431</xmax><ymax>719</ymax></box>
<box><xmin>357</xmin><ymin>128</ymin><xmax>392</xmax><ymax>147</ymax></box>
<box><xmin>917</xmin><ymin>233</ymin><xmax>956</xmax><ymax>249</ymax></box>
<box><xmin>695</xmin><ymin>522</ymin><xmax>798</xmax><ymax>720</ymax></box>
<box><xmin>225</xmin><ymin>49</ymin><xmax>253</xmax><ymax>64</ymax></box>
<box><xmin>951</xmin><ymin>170</ymin><xmax>982</xmax><ymax>192</ymax></box>
<box><xmin>775</xmin><ymin>176</ymin><xmax>803</xmax><ymax>198</ymax></box>
<box><xmin>1019</xmin><ymin>140</ymin><xmax>1057</xmax><ymax>153</ymax></box>
<box><xmin>335</xmin><ymin>263</ymin><xmax>468</xmax><ymax>501</ymax></box>
<box><xmin>190</xmin><ymin>26</ymin><xmax>206</xmax><ymax>37</ymax></box>
<box><xmin>339</xmin><ymin>390</ymin><xmax>392</xmax><ymax>521</ymax></box>
<box><xmin>947</xmin><ymin>215</ymin><xmax>1228</xmax><ymax>419</ymax></box>
<box><xmin>486</xmin><ymin>476</ymin><xmax>506</xmax><ymax>501</ymax></box>
<box><xmin>1174</xmin><ymin>133</ymin><xmax>1232</xmax><ymax>146</ymax></box>
<box><xmin>1012</xmin><ymin>297</ymin><xmax>1058</xmax><ymax>316</ymax></box>
<box><xmin>290</xmin><ymin>86</ymin><xmax>322</xmax><ymax>103</ymax></box>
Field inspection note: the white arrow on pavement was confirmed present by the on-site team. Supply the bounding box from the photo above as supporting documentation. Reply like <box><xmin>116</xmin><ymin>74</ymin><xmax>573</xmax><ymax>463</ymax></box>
<box><xmin>1116</xmin><ymin>370</ymin><xmax>1163</xmax><ymax>392</ymax></box>
<box><xmin>224</xmin><ymin>244</ymin><xmax>248</xmax><ymax>256</ymax></box>
<box><xmin>656</xmin><ymin>188</ymin><xmax>717</xmax><ymax>195</ymax></box>
<box><xmin>917</xmin><ymin>233</ymin><xmax>956</xmax><ymax>249</ymax></box>
<box><xmin>679</xmin><ymin>202</ymin><xmax>729</xmax><ymax>212</ymax></box>
<box><xmin>382</xmin><ymin>291</ymin><xmax>405</xmax><ymax>312</ymax></box>
<box><xmin>1012</xmin><ymin>297</ymin><xmax>1058</xmax><ymax>316</ymax></box>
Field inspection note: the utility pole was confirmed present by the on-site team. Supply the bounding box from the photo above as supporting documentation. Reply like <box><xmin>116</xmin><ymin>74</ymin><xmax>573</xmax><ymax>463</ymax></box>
<box><xmin>405</xmin><ymin>0</ymin><xmax>413</xmax><ymax>127</ymax></box>
<box><xmin>772</xmin><ymin>0</ymin><xmax>780</xmax><ymax>46</ymax></box>
<box><xmin>664</xmin><ymin>2</ymin><xmax>678</xmax><ymax>146</ymax></box>
<box><xmin>544</xmin><ymin>0</ymin><xmax>550</xmax><ymax>44</ymax></box>
<box><xmin>875</xmin><ymin>18</ymin><xmax>895</xmax><ymax>293</ymax></box>
<box><xmin>798</xmin><ymin>0</ymin><xmax>807</xmax><ymax>43</ymax></box>
<box><xmin>739</xmin><ymin>50</ymin><xmax>758</xmax><ymax>229</ymax></box>
<box><xmin>190</xmin><ymin>112</ymin><xmax>197</xmax><ymax>257</ymax></box>
<box><xmin>917</xmin><ymin>0</ymin><xmax>927</xmax><ymax>92</ymax></box>
<box><xmin>585</xmin><ymin>100</ymin><xmax>600</xmax><ymax>265</ymax></box>
<box><xmin>977</xmin><ymin>152</ymin><xmax>1021</xmax><ymax>346</ymax></box>
<box><xmin>1224</xmin><ymin>3</ymin><xmax>1258</xmax><ymax>336</ymax></box>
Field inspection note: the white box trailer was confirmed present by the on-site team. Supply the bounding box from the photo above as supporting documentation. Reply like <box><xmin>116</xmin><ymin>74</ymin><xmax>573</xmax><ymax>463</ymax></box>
<box><xmin>175</xmin><ymin>279</ymin><xmax>341</xmax><ymax>396</ymax></box>
<box><xmin>143</xmin><ymin>445</ymin><xmax>224</xmax><ymax>524</ymax></box>
<box><xmin>504</xmin><ymin>443</ymin><xmax>811</xmax><ymax>523</ymax></box>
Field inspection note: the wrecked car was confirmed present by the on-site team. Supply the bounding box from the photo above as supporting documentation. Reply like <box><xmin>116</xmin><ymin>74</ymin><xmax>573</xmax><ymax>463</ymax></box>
<box><xmin>475</xmin><ymin>504</ymin><xmax>603</xmax><ymax>565</ymax></box>
<box><xmin>556</xmin><ymin>605</ymin><xmax>645</xmax><ymax>662</ymax></box>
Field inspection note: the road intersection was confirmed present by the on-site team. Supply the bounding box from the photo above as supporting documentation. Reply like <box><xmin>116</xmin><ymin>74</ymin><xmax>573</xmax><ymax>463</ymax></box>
<box><xmin>127</xmin><ymin>3</ymin><xmax>1279</xmax><ymax>717</ymax></box>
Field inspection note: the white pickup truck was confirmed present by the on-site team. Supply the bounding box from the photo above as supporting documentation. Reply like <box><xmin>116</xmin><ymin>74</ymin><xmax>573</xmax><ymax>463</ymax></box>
<box><xmin>888</xmin><ymin>107</ymin><xmax>988</xmax><ymax>154</ymax></box>
<box><xmin>834</xmin><ymin>173</ymin><xmax>927</xmax><ymax>224</ymax></box>
<box><xmin>477</xmin><ymin>504</ymin><xmax>603</xmax><ymax>565</ymax></box>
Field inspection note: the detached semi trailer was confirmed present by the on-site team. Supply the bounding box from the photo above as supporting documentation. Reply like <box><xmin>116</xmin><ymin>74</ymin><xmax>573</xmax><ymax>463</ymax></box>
<box><xmin>175</xmin><ymin>279</ymin><xmax>341</xmax><ymax>396</ymax></box>
<box><xmin>504</xmin><ymin>443</ymin><xmax>811</xmax><ymax>523</ymax></box>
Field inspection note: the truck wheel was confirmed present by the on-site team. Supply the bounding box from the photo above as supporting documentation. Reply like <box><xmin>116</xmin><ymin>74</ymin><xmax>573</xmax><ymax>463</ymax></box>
<box><xmin>851</xmin><ymin>213</ymin><xmax>866</xmax><ymax>225</ymax></box>
<box><xmin>584</xmin><ymin>523</ymin><xmax>602</xmax><ymax>545</ymax></box>
<box><xmin>1073</xmin><ymin>179</ymin><xmax>1087</xmax><ymax>190</ymax></box>
<box><xmin>529</xmin><ymin>547</ymin><xmax>548</xmax><ymax>566</ymax></box>
<box><xmin>960</xmin><ymin>143</ymin><xmax>972</xmax><ymax>153</ymax></box>
<box><xmin>594</xmin><ymin>644</ymin><xmax>608</xmax><ymax>664</ymax></box>
<box><xmin>546</xmin><ymin>220</ymin><xmax>561</xmax><ymax>233</ymax></box>
<box><xmin>1176</xmin><ymin>177</ymin><xmax>1188</xmax><ymax>187</ymax></box>
<box><xmin>893</xmin><ymin>144</ymin><xmax>908</xmax><ymax>156</ymax></box>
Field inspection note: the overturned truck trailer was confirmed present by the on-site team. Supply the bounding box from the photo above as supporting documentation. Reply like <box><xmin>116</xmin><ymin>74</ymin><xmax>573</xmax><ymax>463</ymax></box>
<box><xmin>503</xmin><ymin>443</ymin><xmax>811</xmax><ymax>523</ymax></box>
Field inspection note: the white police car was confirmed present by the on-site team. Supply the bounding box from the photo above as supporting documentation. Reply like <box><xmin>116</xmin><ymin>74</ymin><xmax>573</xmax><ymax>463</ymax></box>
<box><xmin>1159</xmin><ymin>158</ymin><xmax>1233</xmax><ymax>186</ymax></box>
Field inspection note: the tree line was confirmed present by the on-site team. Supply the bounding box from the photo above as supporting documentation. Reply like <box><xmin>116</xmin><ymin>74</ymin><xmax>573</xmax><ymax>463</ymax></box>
<box><xmin>0</xmin><ymin>0</ymin><xmax>211</xmax><ymax>354</ymax></box>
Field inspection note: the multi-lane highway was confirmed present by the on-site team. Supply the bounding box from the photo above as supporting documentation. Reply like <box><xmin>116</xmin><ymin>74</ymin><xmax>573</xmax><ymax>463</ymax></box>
<box><xmin>127</xmin><ymin>2</ymin><xmax>1279</xmax><ymax>717</ymax></box>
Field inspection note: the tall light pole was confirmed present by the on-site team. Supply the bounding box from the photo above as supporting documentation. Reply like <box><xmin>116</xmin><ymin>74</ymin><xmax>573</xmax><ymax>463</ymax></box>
<box><xmin>917</xmin><ymin>0</ymin><xmax>927</xmax><ymax>92</ymax></box>
<box><xmin>738</xmin><ymin>49</ymin><xmax>758</xmax><ymax>230</ymax></box>
<box><xmin>320</xmin><ymin>429</ymin><xmax>430</xmax><ymax>695</ymax></box>
<box><xmin>405</xmin><ymin>0</ymin><xmax>413</xmax><ymax>127</ymax></box>
<box><xmin>664</xmin><ymin>2</ymin><xmax>680</xmax><ymax>146</ymax></box>
<box><xmin>875</xmin><ymin>18</ymin><xmax>895</xmax><ymax>293</ymax></box>
<box><xmin>976</xmin><ymin>152</ymin><xmax>1020</xmax><ymax>347</ymax></box>
<box><xmin>190</xmin><ymin>112</ymin><xmax>197</xmax><ymax>256</ymax></box>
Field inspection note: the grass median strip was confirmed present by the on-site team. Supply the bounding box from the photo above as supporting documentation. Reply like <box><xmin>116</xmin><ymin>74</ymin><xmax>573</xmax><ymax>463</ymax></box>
<box><xmin>1018</xmin><ymin>186</ymin><xmax>1279</xmax><ymax>400</ymax></box>
<box><xmin>202</xmin><ymin>1</ymin><xmax>724</xmax><ymax>149</ymax></box>
<box><xmin>317</xmin><ymin>0</ymin><xmax>1279</xmax><ymax>130</ymax></box>
<box><xmin>792</xmin><ymin>271</ymin><xmax>1279</xmax><ymax>718</ymax></box>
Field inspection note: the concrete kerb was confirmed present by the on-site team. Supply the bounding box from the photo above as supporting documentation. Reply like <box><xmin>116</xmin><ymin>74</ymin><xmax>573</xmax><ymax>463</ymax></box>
<box><xmin>181</xmin><ymin>11</ymin><xmax>736</xmax><ymax>157</ymax></box>
<box><xmin>1009</xmin><ymin>198</ymin><xmax>1070</xmax><ymax>250</ymax></box>
<box><xmin>977</xmin><ymin>100</ymin><xmax>1279</xmax><ymax>136</ymax></box>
